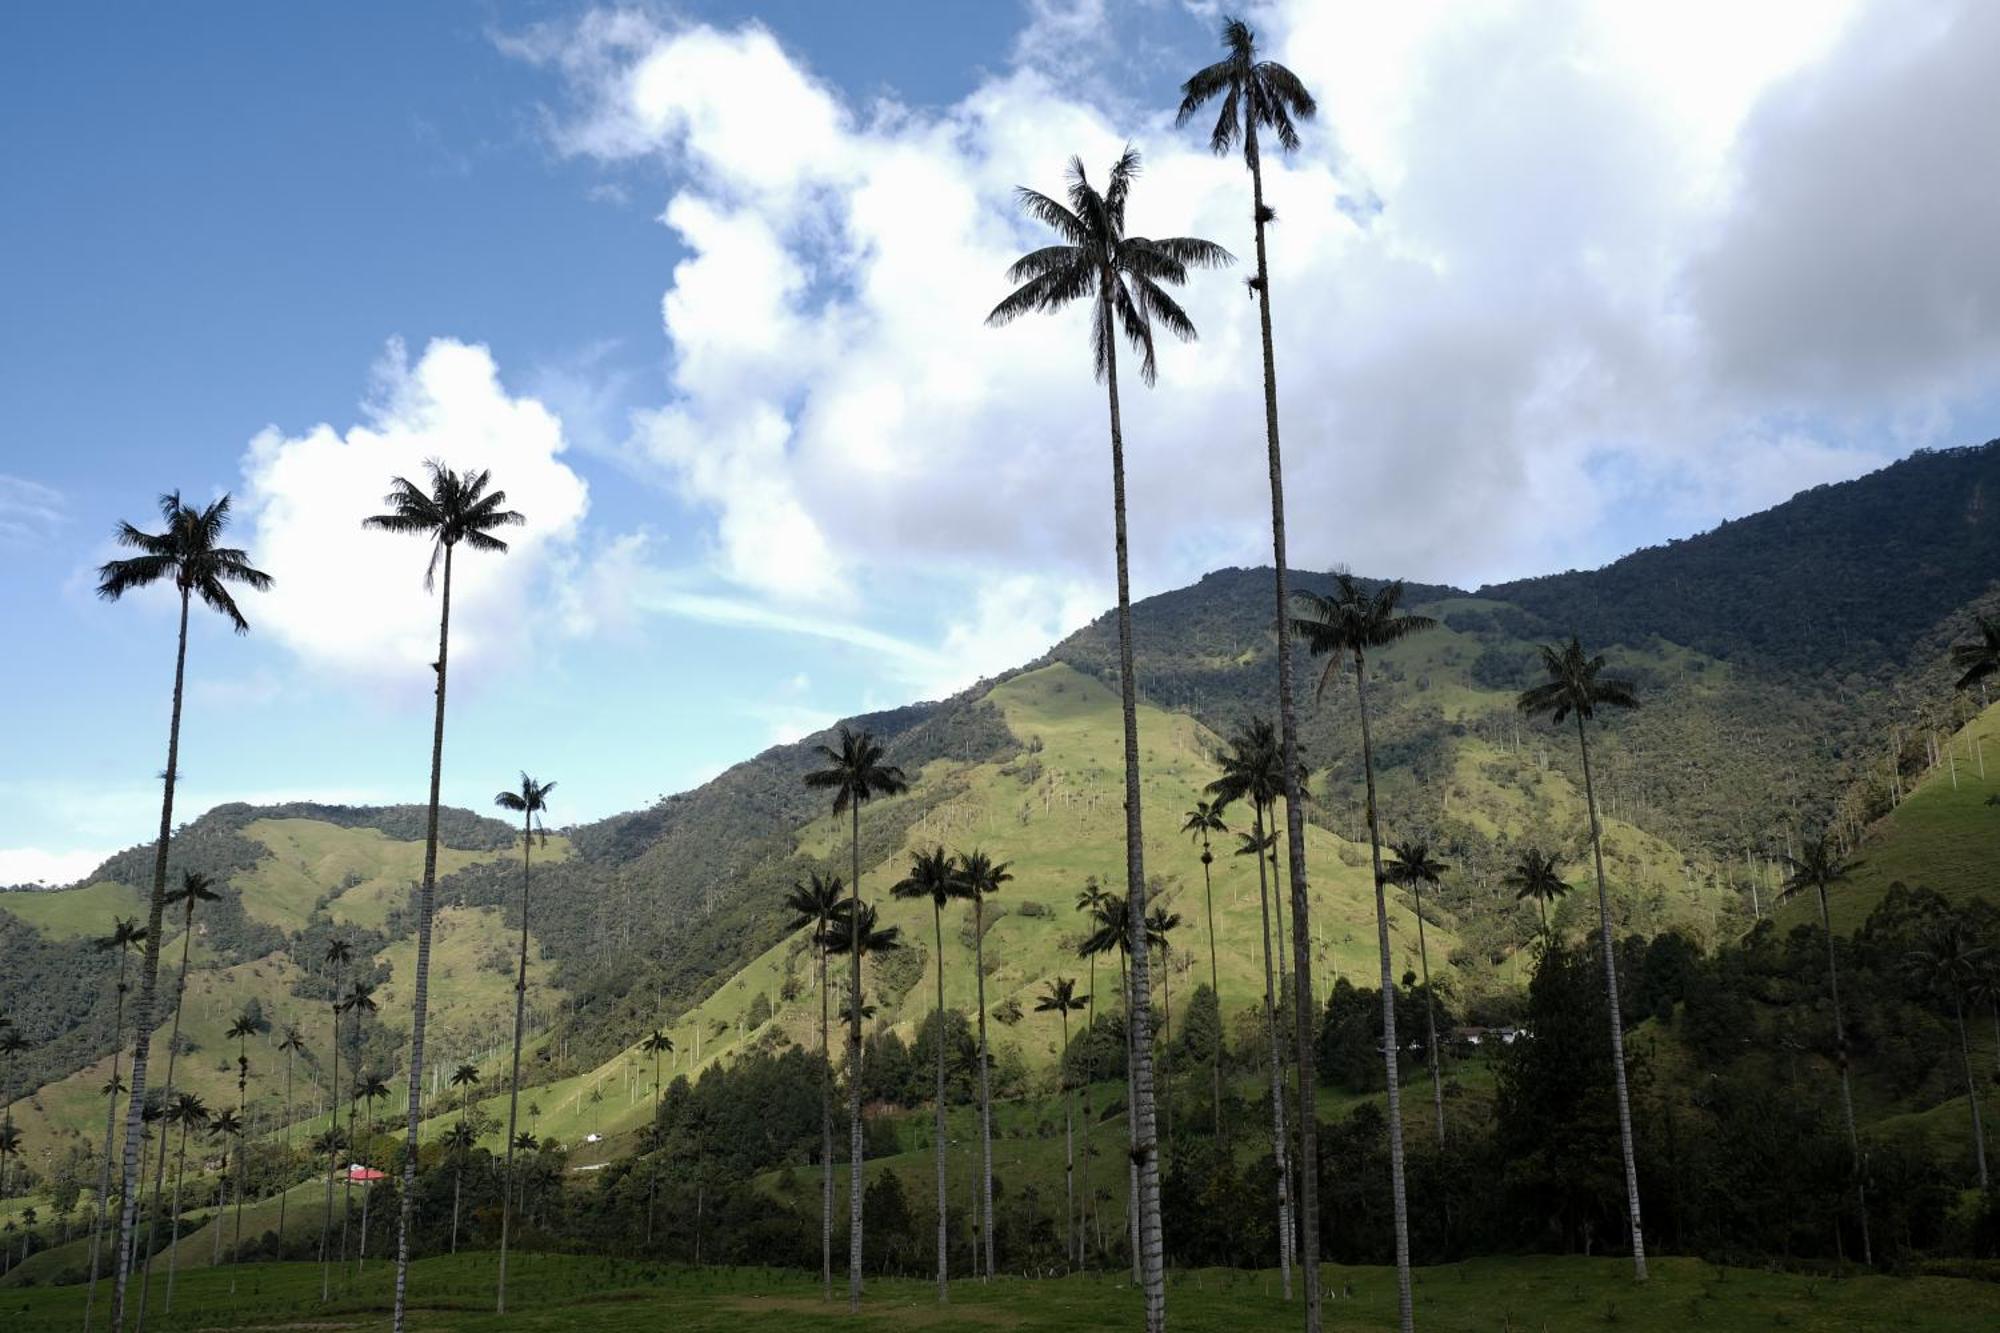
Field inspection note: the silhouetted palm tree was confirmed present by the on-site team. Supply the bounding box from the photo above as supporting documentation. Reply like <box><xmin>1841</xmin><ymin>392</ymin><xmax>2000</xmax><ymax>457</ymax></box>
<box><xmin>1035</xmin><ymin>977</ymin><xmax>1090</xmax><ymax>1267</ymax></box>
<box><xmin>1386</xmin><ymin>840</ymin><xmax>1450</xmax><ymax>1145</ymax></box>
<box><xmin>1206</xmin><ymin>718</ymin><xmax>1294</xmax><ymax>1294</ymax></box>
<box><xmin>1145</xmin><ymin>907</ymin><xmax>1183</xmax><ymax>1158</ymax></box>
<box><xmin>1506</xmin><ymin>848</ymin><xmax>1570</xmax><ymax>936</ymax></box>
<box><xmin>492</xmin><ymin>770</ymin><xmax>554</xmax><ymax>1312</ymax></box>
<box><xmin>955</xmin><ymin>848</ymin><xmax>1011</xmax><ymax>1281</ymax></box>
<box><xmin>161</xmin><ymin>1091</ymin><xmax>208</xmax><ymax>1313</ymax></box>
<box><xmin>990</xmin><ymin>149</ymin><xmax>1228</xmax><ymax>1331</ymax></box>
<box><xmin>1181</xmin><ymin>800</ymin><xmax>1229</xmax><ymax>1128</ymax></box>
<box><xmin>803</xmin><ymin>725</ymin><xmax>907</xmax><ymax>1308</ymax></box>
<box><xmin>355</xmin><ymin>1071</ymin><xmax>391</xmax><ymax>1269</ymax></box>
<box><xmin>1176</xmin><ymin>28</ymin><xmax>1322</xmax><ymax>1317</ymax></box>
<box><xmin>335</xmin><ymin>980</ymin><xmax>377</xmax><ymax>1276</ymax></box>
<box><xmin>784</xmin><ymin>870</ymin><xmax>847</xmax><ymax>1297</ymax></box>
<box><xmin>1519</xmin><ymin>636</ymin><xmax>1647</xmax><ymax>1279</ymax></box>
<box><xmin>442</xmin><ymin>1120</ymin><xmax>476</xmax><ymax>1255</ymax></box>
<box><xmin>96</xmin><ymin>491</ymin><xmax>269</xmax><ymax>1329</ymax></box>
<box><xmin>1072</xmin><ymin>877</ymin><xmax>1112</xmax><ymax>1266</ymax></box>
<box><xmin>275</xmin><ymin>1026</ymin><xmax>306</xmax><ymax>1245</ymax></box>
<box><xmin>1907</xmin><ymin>919</ymin><xmax>1992</xmax><ymax>1189</ymax></box>
<box><xmin>364</xmin><ymin>460</ymin><xmax>522</xmax><ymax>1332</ymax></box>
<box><xmin>135</xmin><ymin>869</ymin><xmax>223</xmax><ymax>1321</ymax></box>
<box><xmin>891</xmin><ymin>848</ymin><xmax>967</xmax><ymax>1300</ymax></box>
<box><xmin>208</xmin><ymin>1108</ymin><xmax>242</xmax><ymax>1266</ymax></box>
<box><xmin>1293</xmin><ymin>573</ymin><xmax>1434</xmax><ymax>1326</ymax></box>
<box><xmin>1950</xmin><ymin>614</ymin><xmax>2000</xmax><ymax>690</ymax></box>
<box><xmin>1778</xmin><ymin>834</ymin><xmax>1872</xmax><ymax>1263</ymax></box>
<box><xmin>319</xmin><ymin>939</ymin><xmax>352</xmax><ymax>1302</ymax></box>
<box><xmin>84</xmin><ymin>917</ymin><xmax>145</xmax><ymax>1332</ymax></box>
<box><xmin>636</xmin><ymin>1032</ymin><xmax>671</xmax><ymax>1246</ymax></box>
<box><xmin>224</xmin><ymin>1010</ymin><xmax>263</xmax><ymax>1260</ymax></box>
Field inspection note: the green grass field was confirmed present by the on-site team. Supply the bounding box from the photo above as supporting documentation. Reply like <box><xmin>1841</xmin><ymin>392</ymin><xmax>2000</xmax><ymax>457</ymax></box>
<box><xmin>7</xmin><ymin>1250</ymin><xmax>2000</xmax><ymax>1331</ymax></box>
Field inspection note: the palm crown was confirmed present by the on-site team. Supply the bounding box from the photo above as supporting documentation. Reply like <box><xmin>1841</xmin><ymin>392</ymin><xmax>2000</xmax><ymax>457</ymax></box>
<box><xmin>166</xmin><ymin>870</ymin><xmax>223</xmax><ymax>912</ymax></box>
<box><xmin>955</xmin><ymin>849</ymin><xmax>1013</xmax><ymax>902</ymax></box>
<box><xmin>1518</xmin><ymin>636</ymin><xmax>1640</xmax><ymax>724</ymax></box>
<box><xmin>825</xmin><ymin>901</ymin><xmax>902</xmax><ymax>958</ymax></box>
<box><xmin>361</xmin><ymin>460</ymin><xmax>523</xmax><ymax>588</ymax></box>
<box><xmin>1505</xmin><ymin>849</ymin><xmax>1571</xmax><ymax>910</ymax></box>
<box><xmin>1384</xmin><ymin>840</ymin><xmax>1448</xmax><ymax>890</ymax></box>
<box><xmin>784</xmin><ymin>870</ymin><xmax>848</xmax><ymax>942</ymax></box>
<box><xmin>95</xmin><ymin>491</ymin><xmax>272</xmax><ymax>632</ymax></box>
<box><xmin>1182</xmin><ymin>800</ymin><xmax>1228</xmax><ymax>851</ymax></box>
<box><xmin>1291</xmin><ymin>575</ymin><xmax>1437</xmax><ymax>702</ymax></box>
<box><xmin>1778</xmin><ymin>834</ymin><xmax>1860</xmax><ymax>903</ymax></box>
<box><xmin>451</xmin><ymin>1063</ymin><xmax>480</xmax><ymax>1089</ymax></box>
<box><xmin>494</xmin><ymin>773</ymin><xmax>556</xmax><ymax>843</ymax></box>
<box><xmin>1176</xmin><ymin>16</ymin><xmax>1317</xmax><ymax>162</ymax></box>
<box><xmin>987</xmin><ymin>148</ymin><xmax>1232</xmax><ymax>385</ymax></box>
<box><xmin>1079</xmin><ymin>892</ymin><xmax>1132</xmax><ymax>959</ymax></box>
<box><xmin>1206</xmin><ymin>716</ymin><xmax>1303</xmax><ymax>813</ymax></box>
<box><xmin>891</xmin><ymin>847</ymin><xmax>965</xmax><ymax>910</ymax></box>
<box><xmin>804</xmin><ymin>725</ymin><xmax>908</xmax><ymax>814</ymax></box>
<box><xmin>1949</xmin><ymin>614</ymin><xmax>2000</xmax><ymax>690</ymax></box>
<box><xmin>1034</xmin><ymin>976</ymin><xmax>1088</xmax><ymax>1016</ymax></box>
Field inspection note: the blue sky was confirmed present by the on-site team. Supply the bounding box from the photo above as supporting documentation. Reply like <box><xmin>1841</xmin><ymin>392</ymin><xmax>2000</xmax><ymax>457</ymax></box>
<box><xmin>5</xmin><ymin>1</ymin><xmax>1999</xmax><ymax>881</ymax></box>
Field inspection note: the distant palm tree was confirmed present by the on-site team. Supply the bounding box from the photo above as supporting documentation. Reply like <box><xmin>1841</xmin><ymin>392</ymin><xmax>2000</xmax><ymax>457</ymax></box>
<box><xmin>354</xmin><ymin>1071</ymin><xmax>392</xmax><ymax>1268</ymax></box>
<box><xmin>1906</xmin><ymin>919</ymin><xmax>1992</xmax><ymax>1189</ymax></box>
<box><xmin>85</xmin><ymin>917</ymin><xmax>146</xmax><ymax>1333</ymax></box>
<box><xmin>1035</xmin><ymin>977</ymin><xmax>1090</xmax><ymax>1268</ymax></box>
<box><xmin>509</xmin><ymin>1134</ymin><xmax>538</xmax><ymax>1217</ymax></box>
<box><xmin>1207</xmin><ymin>718</ymin><xmax>1294</xmax><ymax>1294</ymax></box>
<box><xmin>1072</xmin><ymin>877</ymin><xmax>1113</xmax><ymax>1266</ymax></box>
<box><xmin>492</xmin><ymin>771</ymin><xmax>554</xmax><ymax>1313</ymax></box>
<box><xmin>335</xmin><ymin>980</ymin><xmax>377</xmax><ymax>1275</ymax></box>
<box><xmin>441</xmin><ymin>1121</ymin><xmax>476</xmax><ymax>1255</ymax></box>
<box><xmin>1144</xmin><ymin>907</ymin><xmax>1183</xmax><ymax>1159</ymax></box>
<box><xmin>1181</xmin><ymin>800</ymin><xmax>1229</xmax><ymax>1129</ymax></box>
<box><xmin>0</xmin><ymin>1029</ymin><xmax>25</xmax><ymax>1172</ymax></box>
<box><xmin>803</xmin><ymin>725</ymin><xmax>907</xmax><ymax>1309</ymax></box>
<box><xmin>1078</xmin><ymin>889</ymin><xmax>1143</xmax><ymax>1280</ymax></box>
<box><xmin>224</xmin><ymin>1010</ymin><xmax>263</xmax><ymax>1260</ymax></box>
<box><xmin>135</xmin><ymin>868</ymin><xmax>223</xmax><ymax>1322</ymax></box>
<box><xmin>784</xmin><ymin>870</ymin><xmax>846</xmax><ymax>1296</ymax></box>
<box><xmin>1177</xmin><ymin>26</ymin><xmax>1322</xmax><ymax>1314</ymax></box>
<box><xmin>319</xmin><ymin>939</ymin><xmax>352</xmax><ymax>1302</ymax></box>
<box><xmin>1385</xmin><ymin>840</ymin><xmax>1451</xmax><ymax>1144</ymax></box>
<box><xmin>1506</xmin><ymin>849</ymin><xmax>1571</xmax><ymax>935</ymax></box>
<box><xmin>208</xmin><ymin>1108</ymin><xmax>242</xmax><ymax>1266</ymax></box>
<box><xmin>1777</xmin><ymin>835</ymin><xmax>1872</xmax><ymax>1264</ymax></box>
<box><xmin>0</xmin><ymin>1117</ymin><xmax>17</xmax><ymax>1203</ymax></box>
<box><xmin>1293</xmin><ymin>573</ymin><xmax>1434</xmax><ymax>1331</ymax></box>
<box><xmin>990</xmin><ymin>149</ymin><xmax>1229</xmax><ymax>1331</ymax></box>
<box><xmin>275</xmin><ymin>1026</ymin><xmax>307</xmax><ymax>1245</ymax></box>
<box><xmin>955</xmin><ymin>849</ymin><xmax>1012</xmax><ymax>1281</ymax></box>
<box><xmin>95</xmin><ymin>490</ymin><xmax>269</xmax><ymax>1329</ymax></box>
<box><xmin>1519</xmin><ymin>636</ymin><xmax>1647</xmax><ymax>1280</ymax></box>
<box><xmin>365</xmin><ymin>460</ymin><xmax>523</xmax><ymax>1333</ymax></box>
<box><xmin>891</xmin><ymin>847</ymin><xmax>968</xmax><ymax>1300</ymax></box>
<box><xmin>160</xmin><ymin>1091</ymin><xmax>208</xmax><ymax>1313</ymax></box>
<box><xmin>1949</xmin><ymin>614</ymin><xmax>2000</xmax><ymax>690</ymax></box>
<box><xmin>825</xmin><ymin>906</ymin><xmax>904</xmax><ymax>1035</ymax></box>
<box><xmin>636</xmin><ymin>1032</ymin><xmax>671</xmax><ymax>1245</ymax></box>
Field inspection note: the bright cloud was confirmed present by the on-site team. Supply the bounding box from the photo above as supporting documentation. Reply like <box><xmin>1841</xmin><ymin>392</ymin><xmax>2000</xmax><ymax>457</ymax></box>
<box><xmin>239</xmin><ymin>338</ymin><xmax>590</xmax><ymax>682</ymax></box>
<box><xmin>0</xmin><ymin>846</ymin><xmax>108</xmax><ymax>888</ymax></box>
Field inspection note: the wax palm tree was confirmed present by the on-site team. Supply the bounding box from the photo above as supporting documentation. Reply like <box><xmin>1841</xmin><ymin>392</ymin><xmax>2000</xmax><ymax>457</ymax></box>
<box><xmin>85</xmin><ymin>917</ymin><xmax>145</xmax><ymax>1333</ymax></box>
<box><xmin>364</xmin><ymin>460</ymin><xmax>522</xmax><ymax>1332</ymax></box>
<box><xmin>492</xmin><ymin>771</ymin><xmax>554</xmax><ymax>1313</ymax></box>
<box><xmin>134</xmin><ymin>868</ymin><xmax>224</xmax><ymax>1323</ymax></box>
<box><xmin>1506</xmin><ymin>848</ymin><xmax>1571</xmax><ymax>935</ymax></box>
<box><xmin>1206</xmin><ymin>719</ymin><xmax>1294</xmax><ymax>1294</ymax></box>
<box><xmin>335</xmin><ymin>980</ymin><xmax>377</xmax><ymax>1275</ymax></box>
<box><xmin>1072</xmin><ymin>878</ymin><xmax>1113</xmax><ymax>1266</ymax></box>
<box><xmin>785</xmin><ymin>869</ymin><xmax>847</xmax><ymax>1295</ymax></box>
<box><xmin>1035</xmin><ymin>977</ymin><xmax>1090</xmax><ymax>1267</ymax></box>
<box><xmin>990</xmin><ymin>149</ymin><xmax>1228</xmax><ymax>1329</ymax></box>
<box><xmin>1385</xmin><ymin>840</ymin><xmax>1451</xmax><ymax>1144</ymax></box>
<box><xmin>1950</xmin><ymin>614</ymin><xmax>2000</xmax><ymax>690</ymax></box>
<box><xmin>803</xmin><ymin>725</ymin><xmax>907</xmax><ymax>1308</ymax></box>
<box><xmin>160</xmin><ymin>1091</ymin><xmax>208</xmax><ymax>1312</ymax></box>
<box><xmin>1776</xmin><ymin>834</ymin><xmax>1873</xmax><ymax>1262</ymax></box>
<box><xmin>1177</xmin><ymin>30</ymin><xmax>1322</xmax><ymax>1317</ymax></box>
<box><xmin>0</xmin><ymin>1029</ymin><xmax>24</xmax><ymax>1156</ymax></box>
<box><xmin>442</xmin><ymin>1120</ymin><xmax>476</xmax><ymax>1255</ymax></box>
<box><xmin>1144</xmin><ymin>907</ymin><xmax>1183</xmax><ymax>1159</ymax></box>
<box><xmin>1907</xmin><ymin>919</ymin><xmax>1992</xmax><ymax>1188</ymax></box>
<box><xmin>891</xmin><ymin>847</ymin><xmax>968</xmax><ymax>1299</ymax></box>
<box><xmin>273</xmin><ymin>1026</ymin><xmax>306</xmax><ymax>1244</ymax></box>
<box><xmin>208</xmin><ymin>1108</ymin><xmax>242</xmax><ymax>1266</ymax></box>
<box><xmin>0</xmin><ymin>1119</ymin><xmax>17</xmax><ymax>1203</ymax></box>
<box><xmin>954</xmin><ymin>849</ymin><xmax>1011</xmax><ymax>1282</ymax></box>
<box><xmin>355</xmin><ymin>1071</ymin><xmax>391</xmax><ymax>1268</ymax></box>
<box><xmin>634</xmin><ymin>1032</ymin><xmax>671</xmax><ymax>1246</ymax></box>
<box><xmin>1181</xmin><ymin>800</ymin><xmax>1229</xmax><ymax>1129</ymax></box>
<box><xmin>224</xmin><ymin>1010</ymin><xmax>262</xmax><ymax>1261</ymax></box>
<box><xmin>1519</xmin><ymin>636</ymin><xmax>1647</xmax><ymax>1279</ymax></box>
<box><xmin>1078</xmin><ymin>889</ymin><xmax>1145</xmax><ymax>1282</ymax></box>
<box><xmin>95</xmin><ymin>491</ymin><xmax>269</xmax><ymax>1327</ymax></box>
<box><xmin>319</xmin><ymin>939</ymin><xmax>352</xmax><ymax>1302</ymax></box>
<box><xmin>826</xmin><ymin>905</ymin><xmax>903</xmax><ymax>1037</ymax></box>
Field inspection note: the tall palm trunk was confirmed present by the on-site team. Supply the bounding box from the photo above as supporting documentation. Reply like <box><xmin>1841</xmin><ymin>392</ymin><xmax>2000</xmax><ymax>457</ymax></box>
<box><xmin>498</xmin><ymin>717</ymin><xmax>532</xmax><ymax>1316</ymax></box>
<box><xmin>1354</xmin><ymin>654</ymin><xmax>1414</xmax><ymax>1331</ymax></box>
<box><xmin>931</xmin><ymin>905</ymin><xmax>949</xmax><ymax>1301</ymax></box>
<box><xmin>279</xmin><ymin>1045</ymin><xmax>294</xmax><ymax>1247</ymax></box>
<box><xmin>1247</xmin><ymin>125</ymin><xmax>1322</xmax><ymax>1330</ymax></box>
<box><xmin>1953</xmin><ymin>990</ymin><xmax>1990</xmax><ymax>1188</ymax></box>
<box><xmin>1080</xmin><ymin>947</ymin><xmax>1097</xmax><ymax>1268</ymax></box>
<box><xmin>162</xmin><ymin>1117</ymin><xmax>190</xmax><ymax>1313</ymax></box>
<box><xmin>111</xmin><ymin>587</ymin><xmax>187</xmax><ymax>1331</ymax></box>
<box><xmin>1815</xmin><ymin>886</ymin><xmax>1871</xmax><ymax>1264</ymax></box>
<box><xmin>1200</xmin><ymin>838</ymin><xmax>1222</xmax><ymax>1131</ymax></box>
<box><xmin>84</xmin><ymin>951</ymin><xmax>131</xmax><ymax>1332</ymax></box>
<box><xmin>820</xmin><ymin>931</ymin><xmax>833</xmax><ymax>1298</ymax></box>
<box><xmin>1100</xmin><ymin>293</ymin><xmax>1167</xmax><ymax>1333</ymax></box>
<box><xmin>1119</xmin><ymin>952</ymin><xmax>1138</xmax><ymax>1284</ymax></box>
<box><xmin>1575</xmin><ymin>712</ymin><xmax>1648</xmax><ymax>1279</ymax></box>
<box><xmin>393</xmin><ymin>544</ymin><xmax>453</xmax><ymax>1333</ymax></box>
<box><xmin>450</xmin><ymin>1158</ymin><xmax>462</xmax><ymax>1255</ymax></box>
<box><xmin>135</xmin><ymin>892</ymin><xmax>199</xmax><ymax>1326</ymax></box>
<box><xmin>975</xmin><ymin>896</ymin><xmax>994</xmax><ymax>1281</ymax></box>
<box><xmin>1413</xmin><ymin>876</ymin><xmax>1446</xmax><ymax>1144</ymax></box>
<box><xmin>1059</xmin><ymin>1005</ymin><xmax>1075</xmax><ymax>1270</ymax></box>
<box><xmin>321</xmin><ymin>987</ymin><xmax>341</xmax><ymax>1302</ymax></box>
<box><xmin>1253</xmin><ymin>808</ymin><xmax>1294</xmax><ymax>1298</ymax></box>
<box><xmin>233</xmin><ymin>1050</ymin><xmax>248</xmax><ymax>1262</ymax></box>
<box><xmin>847</xmin><ymin>802</ymin><xmax>865</xmax><ymax>1311</ymax></box>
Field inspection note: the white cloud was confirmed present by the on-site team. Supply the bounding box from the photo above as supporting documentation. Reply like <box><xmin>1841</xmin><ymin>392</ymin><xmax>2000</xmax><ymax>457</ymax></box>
<box><xmin>239</xmin><ymin>338</ymin><xmax>591</xmax><ymax>683</ymax></box>
<box><xmin>0</xmin><ymin>846</ymin><xmax>109</xmax><ymax>888</ymax></box>
<box><xmin>504</xmin><ymin>0</ymin><xmax>2000</xmax><ymax>669</ymax></box>
<box><xmin>0</xmin><ymin>474</ymin><xmax>65</xmax><ymax>544</ymax></box>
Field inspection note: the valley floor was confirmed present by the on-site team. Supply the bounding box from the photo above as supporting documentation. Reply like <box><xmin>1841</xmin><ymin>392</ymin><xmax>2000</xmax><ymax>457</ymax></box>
<box><xmin>9</xmin><ymin>1252</ymin><xmax>2000</xmax><ymax>1332</ymax></box>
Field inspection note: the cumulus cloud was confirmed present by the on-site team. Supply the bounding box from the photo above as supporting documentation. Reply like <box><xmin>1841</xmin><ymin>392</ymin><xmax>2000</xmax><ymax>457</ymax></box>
<box><xmin>240</xmin><ymin>338</ymin><xmax>590</xmax><ymax>682</ymax></box>
<box><xmin>0</xmin><ymin>846</ymin><xmax>108</xmax><ymax>888</ymax></box>
<box><xmin>502</xmin><ymin>0</ymin><xmax>2000</xmax><ymax>682</ymax></box>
